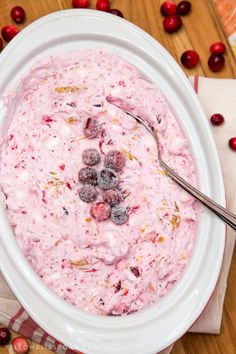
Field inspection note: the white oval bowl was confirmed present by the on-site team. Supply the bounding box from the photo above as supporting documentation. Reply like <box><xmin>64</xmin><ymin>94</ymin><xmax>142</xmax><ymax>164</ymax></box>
<box><xmin>0</xmin><ymin>10</ymin><xmax>225</xmax><ymax>354</ymax></box>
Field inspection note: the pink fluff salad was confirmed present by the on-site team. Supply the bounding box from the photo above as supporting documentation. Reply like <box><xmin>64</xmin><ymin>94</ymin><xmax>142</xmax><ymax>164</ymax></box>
<box><xmin>0</xmin><ymin>50</ymin><xmax>198</xmax><ymax>315</ymax></box>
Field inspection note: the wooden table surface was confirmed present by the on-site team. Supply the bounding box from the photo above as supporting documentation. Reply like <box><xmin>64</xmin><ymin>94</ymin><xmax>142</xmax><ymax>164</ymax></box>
<box><xmin>0</xmin><ymin>1</ymin><xmax>235</xmax><ymax>354</ymax></box>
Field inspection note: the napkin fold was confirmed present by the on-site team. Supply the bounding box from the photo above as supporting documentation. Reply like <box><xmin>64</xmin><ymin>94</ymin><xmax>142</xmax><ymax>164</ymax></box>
<box><xmin>0</xmin><ymin>76</ymin><xmax>235</xmax><ymax>354</ymax></box>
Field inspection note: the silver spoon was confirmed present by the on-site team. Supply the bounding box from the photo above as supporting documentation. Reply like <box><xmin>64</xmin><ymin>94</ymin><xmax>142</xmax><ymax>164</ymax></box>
<box><xmin>107</xmin><ymin>99</ymin><xmax>236</xmax><ymax>231</ymax></box>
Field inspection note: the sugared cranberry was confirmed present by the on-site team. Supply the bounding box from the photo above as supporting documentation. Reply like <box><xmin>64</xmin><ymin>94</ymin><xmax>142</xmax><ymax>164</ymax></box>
<box><xmin>176</xmin><ymin>1</ymin><xmax>191</xmax><ymax>16</ymax></box>
<box><xmin>10</xmin><ymin>6</ymin><xmax>26</xmax><ymax>24</ymax></box>
<box><xmin>72</xmin><ymin>0</ymin><xmax>90</xmax><ymax>8</ymax></box>
<box><xmin>160</xmin><ymin>1</ymin><xmax>176</xmax><ymax>16</ymax></box>
<box><xmin>111</xmin><ymin>205</ymin><xmax>129</xmax><ymax>225</ymax></box>
<box><xmin>130</xmin><ymin>267</ymin><xmax>140</xmax><ymax>277</ymax></box>
<box><xmin>90</xmin><ymin>202</ymin><xmax>111</xmax><ymax>221</ymax></box>
<box><xmin>229</xmin><ymin>137</ymin><xmax>236</xmax><ymax>151</ymax></box>
<box><xmin>208</xmin><ymin>53</ymin><xmax>225</xmax><ymax>72</ymax></box>
<box><xmin>210</xmin><ymin>113</ymin><xmax>224</xmax><ymax>126</ymax></box>
<box><xmin>82</xmin><ymin>148</ymin><xmax>100</xmax><ymax>166</ymax></box>
<box><xmin>11</xmin><ymin>337</ymin><xmax>29</xmax><ymax>354</ymax></box>
<box><xmin>109</xmin><ymin>9</ymin><xmax>124</xmax><ymax>17</ymax></box>
<box><xmin>1</xmin><ymin>25</ymin><xmax>20</xmax><ymax>42</ymax></box>
<box><xmin>0</xmin><ymin>327</ymin><xmax>11</xmax><ymax>346</ymax></box>
<box><xmin>96</xmin><ymin>0</ymin><xmax>110</xmax><ymax>12</ymax></box>
<box><xmin>103</xmin><ymin>190</ymin><xmax>121</xmax><ymax>206</ymax></box>
<box><xmin>0</xmin><ymin>38</ymin><xmax>3</xmax><ymax>52</ymax></box>
<box><xmin>79</xmin><ymin>185</ymin><xmax>98</xmax><ymax>202</ymax></box>
<box><xmin>78</xmin><ymin>167</ymin><xmax>98</xmax><ymax>186</ymax></box>
<box><xmin>98</xmin><ymin>168</ymin><xmax>118</xmax><ymax>190</ymax></box>
<box><xmin>210</xmin><ymin>42</ymin><xmax>226</xmax><ymax>54</ymax></box>
<box><xmin>181</xmin><ymin>50</ymin><xmax>199</xmax><ymax>69</ymax></box>
<box><xmin>163</xmin><ymin>15</ymin><xmax>182</xmax><ymax>33</ymax></box>
<box><xmin>83</xmin><ymin>117</ymin><xmax>101</xmax><ymax>139</ymax></box>
<box><xmin>104</xmin><ymin>150</ymin><xmax>125</xmax><ymax>171</ymax></box>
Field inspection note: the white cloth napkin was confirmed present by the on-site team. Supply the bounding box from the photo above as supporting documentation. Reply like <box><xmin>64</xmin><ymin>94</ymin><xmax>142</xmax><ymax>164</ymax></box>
<box><xmin>0</xmin><ymin>77</ymin><xmax>235</xmax><ymax>354</ymax></box>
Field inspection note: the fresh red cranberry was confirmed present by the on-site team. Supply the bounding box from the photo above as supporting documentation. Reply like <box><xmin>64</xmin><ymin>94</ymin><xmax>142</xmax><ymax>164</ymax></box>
<box><xmin>210</xmin><ymin>42</ymin><xmax>226</xmax><ymax>54</ymax></box>
<box><xmin>111</xmin><ymin>205</ymin><xmax>129</xmax><ymax>225</ymax></box>
<box><xmin>82</xmin><ymin>148</ymin><xmax>100</xmax><ymax>166</ymax></box>
<box><xmin>0</xmin><ymin>37</ymin><xmax>3</xmax><ymax>52</ymax></box>
<box><xmin>1</xmin><ymin>25</ymin><xmax>20</xmax><ymax>42</ymax></box>
<box><xmin>229</xmin><ymin>137</ymin><xmax>236</xmax><ymax>151</ymax></box>
<box><xmin>72</xmin><ymin>0</ymin><xmax>90</xmax><ymax>8</ymax></box>
<box><xmin>103</xmin><ymin>190</ymin><xmax>121</xmax><ymax>206</ymax></box>
<box><xmin>11</xmin><ymin>337</ymin><xmax>29</xmax><ymax>354</ymax></box>
<box><xmin>176</xmin><ymin>1</ymin><xmax>191</xmax><ymax>16</ymax></box>
<box><xmin>79</xmin><ymin>185</ymin><xmax>98</xmax><ymax>203</ymax></box>
<box><xmin>160</xmin><ymin>1</ymin><xmax>176</xmax><ymax>16</ymax></box>
<box><xmin>90</xmin><ymin>202</ymin><xmax>111</xmax><ymax>221</ymax></box>
<box><xmin>210</xmin><ymin>113</ymin><xmax>224</xmax><ymax>126</ymax></box>
<box><xmin>83</xmin><ymin>117</ymin><xmax>101</xmax><ymax>139</ymax></box>
<box><xmin>109</xmin><ymin>9</ymin><xmax>124</xmax><ymax>17</ymax></box>
<box><xmin>104</xmin><ymin>150</ymin><xmax>125</xmax><ymax>171</ymax></box>
<box><xmin>96</xmin><ymin>0</ymin><xmax>110</xmax><ymax>12</ymax></box>
<box><xmin>10</xmin><ymin>6</ymin><xmax>26</xmax><ymax>24</ymax></box>
<box><xmin>0</xmin><ymin>327</ymin><xmax>11</xmax><ymax>345</ymax></box>
<box><xmin>98</xmin><ymin>168</ymin><xmax>118</xmax><ymax>190</ymax></box>
<box><xmin>163</xmin><ymin>15</ymin><xmax>182</xmax><ymax>33</ymax></box>
<box><xmin>181</xmin><ymin>50</ymin><xmax>199</xmax><ymax>68</ymax></box>
<box><xmin>208</xmin><ymin>53</ymin><xmax>225</xmax><ymax>72</ymax></box>
<box><xmin>78</xmin><ymin>167</ymin><xmax>98</xmax><ymax>186</ymax></box>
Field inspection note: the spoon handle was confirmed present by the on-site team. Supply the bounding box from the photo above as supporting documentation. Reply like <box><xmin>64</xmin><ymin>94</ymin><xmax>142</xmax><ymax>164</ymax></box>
<box><xmin>161</xmin><ymin>160</ymin><xmax>236</xmax><ymax>231</ymax></box>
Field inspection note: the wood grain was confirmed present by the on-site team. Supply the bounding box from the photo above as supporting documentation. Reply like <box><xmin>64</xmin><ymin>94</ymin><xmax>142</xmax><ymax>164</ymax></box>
<box><xmin>0</xmin><ymin>1</ymin><xmax>235</xmax><ymax>354</ymax></box>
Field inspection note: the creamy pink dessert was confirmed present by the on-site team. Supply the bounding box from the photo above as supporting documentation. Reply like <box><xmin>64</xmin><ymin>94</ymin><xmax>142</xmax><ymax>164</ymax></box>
<box><xmin>0</xmin><ymin>50</ymin><xmax>198</xmax><ymax>315</ymax></box>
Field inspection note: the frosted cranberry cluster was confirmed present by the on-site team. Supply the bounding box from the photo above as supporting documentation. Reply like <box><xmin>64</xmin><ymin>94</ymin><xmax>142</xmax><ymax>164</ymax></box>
<box><xmin>78</xmin><ymin>117</ymin><xmax>129</xmax><ymax>225</ymax></box>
